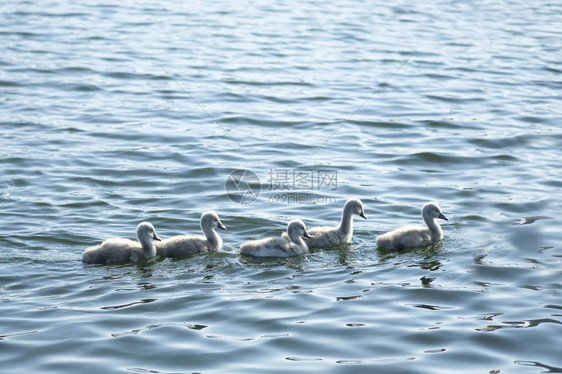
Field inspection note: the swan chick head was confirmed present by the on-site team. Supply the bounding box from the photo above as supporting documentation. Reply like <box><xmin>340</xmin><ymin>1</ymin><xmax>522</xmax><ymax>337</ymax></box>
<box><xmin>346</xmin><ymin>198</ymin><xmax>367</xmax><ymax>219</ymax></box>
<box><xmin>287</xmin><ymin>219</ymin><xmax>311</xmax><ymax>239</ymax></box>
<box><xmin>201</xmin><ymin>211</ymin><xmax>227</xmax><ymax>231</ymax></box>
<box><xmin>137</xmin><ymin>222</ymin><xmax>161</xmax><ymax>242</ymax></box>
<box><xmin>422</xmin><ymin>202</ymin><xmax>448</xmax><ymax>221</ymax></box>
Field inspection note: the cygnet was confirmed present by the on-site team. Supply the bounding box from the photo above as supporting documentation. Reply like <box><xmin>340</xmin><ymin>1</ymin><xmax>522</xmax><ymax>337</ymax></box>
<box><xmin>240</xmin><ymin>219</ymin><xmax>311</xmax><ymax>257</ymax></box>
<box><xmin>304</xmin><ymin>198</ymin><xmax>367</xmax><ymax>249</ymax></box>
<box><xmin>376</xmin><ymin>202</ymin><xmax>448</xmax><ymax>250</ymax></box>
<box><xmin>82</xmin><ymin>222</ymin><xmax>161</xmax><ymax>264</ymax></box>
<box><xmin>157</xmin><ymin>211</ymin><xmax>226</xmax><ymax>258</ymax></box>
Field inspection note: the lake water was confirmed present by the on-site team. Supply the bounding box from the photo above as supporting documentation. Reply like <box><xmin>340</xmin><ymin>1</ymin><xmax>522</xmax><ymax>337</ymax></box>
<box><xmin>1</xmin><ymin>0</ymin><xmax>561</xmax><ymax>373</ymax></box>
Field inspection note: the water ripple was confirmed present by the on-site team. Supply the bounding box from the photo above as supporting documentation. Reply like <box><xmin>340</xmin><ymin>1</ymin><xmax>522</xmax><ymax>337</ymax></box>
<box><xmin>476</xmin><ymin>318</ymin><xmax>562</xmax><ymax>332</ymax></box>
<box><xmin>111</xmin><ymin>323</ymin><xmax>208</xmax><ymax>338</ymax></box>
<box><xmin>0</xmin><ymin>330</ymin><xmax>40</xmax><ymax>341</ymax></box>
<box><xmin>101</xmin><ymin>298</ymin><xmax>158</xmax><ymax>310</ymax></box>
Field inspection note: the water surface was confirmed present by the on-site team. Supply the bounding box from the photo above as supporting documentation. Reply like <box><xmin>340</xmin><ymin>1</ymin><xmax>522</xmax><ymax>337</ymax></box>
<box><xmin>1</xmin><ymin>0</ymin><xmax>561</xmax><ymax>373</ymax></box>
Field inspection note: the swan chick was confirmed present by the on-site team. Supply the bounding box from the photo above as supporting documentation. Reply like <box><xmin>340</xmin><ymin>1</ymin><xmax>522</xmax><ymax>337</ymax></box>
<box><xmin>82</xmin><ymin>222</ymin><xmax>161</xmax><ymax>264</ymax></box>
<box><xmin>304</xmin><ymin>198</ymin><xmax>367</xmax><ymax>249</ymax></box>
<box><xmin>157</xmin><ymin>211</ymin><xmax>226</xmax><ymax>258</ymax></box>
<box><xmin>240</xmin><ymin>219</ymin><xmax>311</xmax><ymax>257</ymax></box>
<box><xmin>376</xmin><ymin>202</ymin><xmax>448</xmax><ymax>251</ymax></box>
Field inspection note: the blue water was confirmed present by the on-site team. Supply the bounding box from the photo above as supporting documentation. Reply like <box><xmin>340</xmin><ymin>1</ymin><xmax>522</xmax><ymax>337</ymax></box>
<box><xmin>1</xmin><ymin>0</ymin><xmax>561</xmax><ymax>373</ymax></box>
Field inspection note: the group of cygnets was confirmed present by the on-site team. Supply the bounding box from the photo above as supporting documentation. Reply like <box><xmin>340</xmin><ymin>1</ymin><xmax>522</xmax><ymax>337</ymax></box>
<box><xmin>82</xmin><ymin>199</ymin><xmax>448</xmax><ymax>265</ymax></box>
